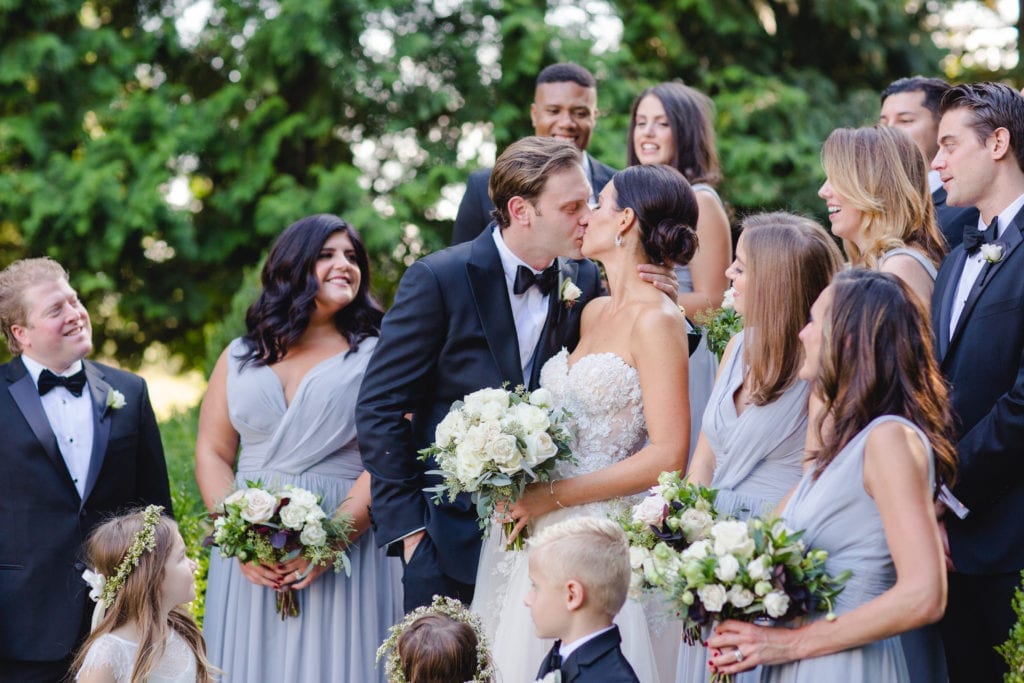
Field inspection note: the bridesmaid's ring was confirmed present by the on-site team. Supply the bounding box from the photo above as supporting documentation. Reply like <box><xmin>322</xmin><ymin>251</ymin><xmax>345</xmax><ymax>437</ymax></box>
<box><xmin>294</xmin><ymin>570</ymin><xmax>301</xmax><ymax>580</ymax></box>
<box><xmin>734</xmin><ymin>648</ymin><xmax>744</xmax><ymax>663</ymax></box>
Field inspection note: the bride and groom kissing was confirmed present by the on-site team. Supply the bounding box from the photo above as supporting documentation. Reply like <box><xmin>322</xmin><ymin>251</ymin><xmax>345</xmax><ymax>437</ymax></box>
<box><xmin>357</xmin><ymin>134</ymin><xmax>700</xmax><ymax>680</ymax></box>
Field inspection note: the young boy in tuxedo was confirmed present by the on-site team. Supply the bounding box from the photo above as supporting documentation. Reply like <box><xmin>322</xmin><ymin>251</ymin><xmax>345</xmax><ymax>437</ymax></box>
<box><xmin>528</xmin><ymin>517</ymin><xmax>639</xmax><ymax>683</ymax></box>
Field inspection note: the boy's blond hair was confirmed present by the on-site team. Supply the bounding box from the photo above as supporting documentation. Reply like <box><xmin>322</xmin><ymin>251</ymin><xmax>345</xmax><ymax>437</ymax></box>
<box><xmin>528</xmin><ymin>516</ymin><xmax>630</xmax><ymax>617</ymax></box>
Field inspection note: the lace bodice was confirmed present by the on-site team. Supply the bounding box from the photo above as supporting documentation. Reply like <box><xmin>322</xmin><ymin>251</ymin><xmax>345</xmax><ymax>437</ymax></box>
<box><xmin>540</xmin><ymin>349</ymin><xmax>647</xmax><ymax>476</ymax></box>
<box><xmin>77</xmin><ymin>630</ymin><xmax>197</xmax><ymax>683</ymax></box>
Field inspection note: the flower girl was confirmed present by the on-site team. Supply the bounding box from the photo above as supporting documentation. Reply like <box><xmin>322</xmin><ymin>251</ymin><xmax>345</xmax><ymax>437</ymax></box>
<box><xmin>72</xmin><ymin>505</ymin><xmax>214</xmax><ymax>683</ymax></box>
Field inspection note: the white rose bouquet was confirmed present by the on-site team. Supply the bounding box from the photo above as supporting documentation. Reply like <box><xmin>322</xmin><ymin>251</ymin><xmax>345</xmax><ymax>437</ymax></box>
<box><xmin>205</xmin><ymin>480</ymin><xmax>354</xmax><ymax>618</ymax></box>
<box><xmin>617</xmin><ymin>470</ymin><xmax>720</xmax><ymax>595</ymax></box>
<box><xmin>419</xmin><ymin>385</ymin><xmax>574</xmax><ymax>550</ymax></box>
<box><xmin>660</xmin><ymin>515</ymin><xmax>850</xmax><ymax>683</ymax></box>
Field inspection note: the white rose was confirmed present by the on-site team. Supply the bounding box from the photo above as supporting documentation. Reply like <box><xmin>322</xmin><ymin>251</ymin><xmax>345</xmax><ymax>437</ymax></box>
<box><xmin>747</xmin><ymin>555</ymin><xmax>771</xmax><ymax>581</ymax></box>
<box><xmin>722</xmin><ymin>286</ymin><xmax>737</xmax><ymax>310</ymax></box>
<box><xmin>528</xmin><ymin>387</ymin><xmax>554</xmax><ymax>408</ymax></box>
<box><xmin>453</xmin><ymin>441</ymin><xmax>487</xmax><ymax>488</ymax></box>
<box><xmin>513</xmin><ymin>402</ymin><xmax>551</xmax><ymax>434</ymax></box>
<box><xmin>457</xmin><ymin>424</ymin><xmax>490</xmax><ymax>463</ymax></box>
<box><xmin>714</xmin><ymin>553</ymin><xmax>740</xmax><ymax>583</ymax></box>
<box><xmin>764</xmin><ymin>591</ymin><xmax>790</xmax><ymax>618</ymax></box>
<box><xmin>681</xmin><ymin>539</ymin><xmax>711</xmax><ymax>561</ymax></box>
<box><xmin>697</xmin><ymin>584</ymin><xmax>728</xmax><ymax>613</ymax></box>
<box><xmin>629</xmin><ymin>546</ymin><xmax>649</xmax><ymax>570</ymax></box>
<box><xmin>728</xmin><ymin>585</ymin><xmax>755</xmax><ymax>608</ymax></box>
<box><xmin>240</xmin><ymin>488</ymin><xmax>277</xmax><ymax>524</ymax></box>
<box><xmin>631</xmin><ymin>494</ymin><xmax>669</xmax><ymax>527</ymax></box>
<box><xmin>491</xmin><ymin>434</ymin><xmax>524</xmax><ymax>474</ymax></box>
<box><xmin>522</xmin><ymin>431</ymin><xmax>558</xmax><ymax>467</ymax></box>
<box><xmin>463</xmin><ymin>388</ymin><xmax>509</xmax><ymax>419</ymax></box>
<box><xmin>286</xmin><ymin>487</ymin><xmax>318</xmax><ymax>509</ymax></box>
<box><xmin>223</xmin><ymin>489</ymin><xmax>246</xmax><ymax>508</ymax></box>
<box><xmin>561</xmin><ymin>278</ymin><xmax>582</xmax><ymax>304</ymax></box>
<box><xmin>305</xmin><ymin>506</ymin><xmax>326</xmax><ymax>524</ymax></box>
<box><xmin>711</xmin><ymin>520</ymin><xmax>756</xmax><ymax>560</ymax></box>
<box><xmin>434</xmin><ymin>409</ymin><xmax>467</xmax><ymax>448</ymax></box>
<box><xmin>680</xmin><ymin>507</ymin><xmax>714</xmax><ymax>542</ymax></box>
<box><xmin>299</xmin><ymin>521</ymin><xmax>328</xmax><ymax>547</ymax></box>
<box><xmin>279</xmin><ymin>502</ymin><xmax>308</xmax><ymax>530</ymax></box>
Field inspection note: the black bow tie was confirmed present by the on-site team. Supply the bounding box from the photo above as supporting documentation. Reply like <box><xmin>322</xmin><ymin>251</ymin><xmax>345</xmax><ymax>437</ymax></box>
<box><xmin>38</xmin><ymin>368</ymin><xmax>87</xmax><ymax>397</ymax></box>
<box><xmin>964</xmin><ymin>217</ymin><xmax>998</xmax><ymax>254</ymax></box>
<box><xmin>539</xmin><ymin>642</ymin><xmax>562</xmax><ymax>675</ymax></box>
<box><xmin>513</xmin><ymin>263</ymin><xmax>559</xmax><ymax>296</ymax></box>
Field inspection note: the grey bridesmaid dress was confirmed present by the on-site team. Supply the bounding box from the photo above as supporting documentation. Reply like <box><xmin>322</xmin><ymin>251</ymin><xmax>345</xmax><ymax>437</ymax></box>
<box><xmin>203</xmin><ymin>337</ymin><xmax>402</xmax><ymax>682</ymax></box>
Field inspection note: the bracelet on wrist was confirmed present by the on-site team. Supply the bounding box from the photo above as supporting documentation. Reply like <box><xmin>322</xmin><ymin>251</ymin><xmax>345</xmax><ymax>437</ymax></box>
<box><xmin>549</xmin><ymin>480</ymin><xmax>566</xmax><ymax>509</ymax></box>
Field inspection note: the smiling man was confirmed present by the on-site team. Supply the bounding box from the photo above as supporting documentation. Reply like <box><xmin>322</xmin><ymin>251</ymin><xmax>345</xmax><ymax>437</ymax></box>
<box><xmin>880</xmin><ymin>76</ymin><xmax>978</xmax><ymax>248</ymax></box>
<box><xmin>930</xmin><ymin>82</ymin><xmax>1024</xmax><ymax>683</ymax></box>
<box><xmin>0</xmin><ymin>258</ymin><xmax>171</xmax><ymax>682</ymax></box>
<box><xmin>452</xmin><ymin>63</ymin><xmax>617</xmax><ymax>244</ymax></box>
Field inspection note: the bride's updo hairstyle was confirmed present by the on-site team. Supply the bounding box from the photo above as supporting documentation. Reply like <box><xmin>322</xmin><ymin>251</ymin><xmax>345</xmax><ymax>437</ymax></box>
<box><xmin>612</xmin><ymin>164</ymin><xmax>699</xmax><ymax>266</ymax></box>
<box><xmin>71</xmin><ymin>509</ymin><xmax>213</xmax><ymax>683</ymax></box>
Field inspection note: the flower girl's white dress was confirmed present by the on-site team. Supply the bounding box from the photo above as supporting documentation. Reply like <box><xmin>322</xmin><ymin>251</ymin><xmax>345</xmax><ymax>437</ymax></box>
<box><xmin>77</xmin><ymin>630</ymin><xmax>196</xmax><ymax>682</ymax></box>
<box><xmin>472</xmin><ymin>349</ymin><xmax>680</xmax><ymax>683</ymax></box>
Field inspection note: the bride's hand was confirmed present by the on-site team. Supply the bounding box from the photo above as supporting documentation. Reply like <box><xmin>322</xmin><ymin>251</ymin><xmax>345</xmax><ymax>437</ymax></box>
<box><xmin>706</xmin><ymin>619</ymin><xmax>795</xmax><ymax>674</ymax></box>
<box><xmin>503</xmin><ymin>482</ymin><xmax>560</xmax><ymax>542</ymax></box>
<box><xmin>278</xmin><ymin>556</ymin><xmax>330</xmax><ymax>591</ymax></box>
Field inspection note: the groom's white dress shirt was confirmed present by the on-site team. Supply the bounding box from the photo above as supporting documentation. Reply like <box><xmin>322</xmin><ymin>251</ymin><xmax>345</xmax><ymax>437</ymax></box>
<box><xmin>492</xmin><ymin>226</ymin><xmax>552</xmax><ymax>380</ymax></box>
<box><xmin>22</xmin><ymin>355</ymin><xmax>94</xmax><ymax>498</ymax></box>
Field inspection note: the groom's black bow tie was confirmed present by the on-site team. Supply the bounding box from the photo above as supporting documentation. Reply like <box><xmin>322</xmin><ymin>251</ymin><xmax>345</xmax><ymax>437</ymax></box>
<box><xmin>514</xmin><ymin>263</ymin><xmax>559</xmax><ymax>296</ymax></box>
<box><xmin>964</xmin><ymin>217</ymin><xmax>998</xmax><ymax>255</ymax></box>
<box><xmin>38</xmin><ymin>368</ymin><xmax>87</xmax><ymax>397</ymax></box>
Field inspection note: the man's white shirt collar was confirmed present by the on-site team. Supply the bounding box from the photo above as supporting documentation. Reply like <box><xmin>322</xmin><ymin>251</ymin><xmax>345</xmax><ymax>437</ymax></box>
<box><xmin>21</xmin><ymin>355</ymin><xmax>85</xmax><ymax>386</ymax></box>
<box><xmin>559</xmin><ymin>625</ymin><xmax>615</xmax><ymax>661</ymax></box>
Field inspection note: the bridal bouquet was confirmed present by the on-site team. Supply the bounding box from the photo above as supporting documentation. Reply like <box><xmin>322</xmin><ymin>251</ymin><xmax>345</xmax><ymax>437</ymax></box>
<box><xmin>205</xmin><ymin>481</ymin><xmax>353</xmax><ymax>618</ymax></box>
<box><xmin>419</xmin><ymin>385</ymin><xmax>574</xmax><ymax>550</ymax></box>
<box><xmin>618</xmin><ymin>470</ymin><xmax>720</xmax><ymax>595</ymax></box>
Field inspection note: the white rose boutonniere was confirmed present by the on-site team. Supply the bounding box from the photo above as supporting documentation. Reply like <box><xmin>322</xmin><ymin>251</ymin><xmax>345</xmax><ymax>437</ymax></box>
<box><xmin>560</xmin><ymin>278</ymin><xmax>582</xmax><ymax>308</ymax></box>
<box><xmin>106</xmin><ymin>388</ymin><xmax>126</xmax><ymax>411</ymax></box>
<box><xmin>536</xmin><ymin>671</ymin><xmax>562</xmax><ymax>683</ymax></box>
<box><xmin>980</xmin><ymin>242</ymin><xmax>1005</xmax><ymax>264</ymax></box>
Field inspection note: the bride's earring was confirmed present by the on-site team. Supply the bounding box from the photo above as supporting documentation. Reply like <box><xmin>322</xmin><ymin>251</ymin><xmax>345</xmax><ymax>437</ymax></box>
<box><xmin>615</xmin><ymin>233</ymin><xmax>624</xmax><ymax>247</ymax></box>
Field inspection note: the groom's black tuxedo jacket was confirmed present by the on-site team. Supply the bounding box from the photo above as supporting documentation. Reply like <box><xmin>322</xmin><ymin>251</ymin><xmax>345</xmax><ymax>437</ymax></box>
<box><xmin>357</xmin><ymin>229</ymin><xmax>603</xmax><ymax>584</ymax></box>
<box><xmin>932</xmin><ymin>205</ymin><xmax>1024</xmax><ymax>574</ymax></box>
<box><xmin>451</xmin><ymin>155</ymin><xmax>617</xmax><ymax>245</ymax></box>
<box><xmin>0</xmin><ymin>358</ymin><xmax>171</xmax><ymax>663</ymax></box>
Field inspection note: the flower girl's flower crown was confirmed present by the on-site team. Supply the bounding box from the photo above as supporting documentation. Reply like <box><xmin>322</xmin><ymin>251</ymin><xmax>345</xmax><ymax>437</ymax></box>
<box><xmin>376</xmin><ymin>595</ymin><xmax>494</xmax><ymax>683</ymax></box>
<box><xmin>81</xmin><ymin>504</ymin><xmax>164</xmax><ymax>629</ymax></box>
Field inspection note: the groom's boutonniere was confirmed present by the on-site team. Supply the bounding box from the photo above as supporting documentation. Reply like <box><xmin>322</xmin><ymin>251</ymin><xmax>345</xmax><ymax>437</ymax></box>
<box><xmin>980</xmin><ymin>242</ymin><xmax>1005</xmax><ymax>264</ymax></box>
<box><xmin>560</xmin><ymin>278</ymin><xmax>582</xmax><ymax>308</ymax></box>
<box><xmin>106</xmin><ymin>388</ymin><xmax>126</xmax><ymax>411</ymax></box>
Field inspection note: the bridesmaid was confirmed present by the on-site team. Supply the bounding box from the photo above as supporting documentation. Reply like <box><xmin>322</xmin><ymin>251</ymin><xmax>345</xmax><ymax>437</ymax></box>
<box><xmin>707</xmin><ymin>269</ymin><xmax>955</xmax><ymax>682</ymax></box>
<box><xmin>676</xmin><ymin>212</ymin><xmax>842</xmax><ymax>682</ymax></box>
<box><xmin>819</xmin><ymin>126</ymin><xmax>947</xmax><ymax>312</ymax></box>
<box><xmin>195</xmin><ymin>215</ymin><xmax>402</xmax><ymax>681</ymax></box>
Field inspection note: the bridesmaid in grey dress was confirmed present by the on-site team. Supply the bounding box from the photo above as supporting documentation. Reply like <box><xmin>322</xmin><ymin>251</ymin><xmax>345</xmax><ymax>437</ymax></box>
<box><xmin>707</xmin><ymin>270</ymin><xmax>957</xmax><ymax>682</ymax></box>
<box><xmin>677</xmin><ymin>213</ymin><xmax>842</xmax><ymax>682</ymax></box>
<box><xmin>819</xmin><ymin>125</ymin><xmax>946</xmax><ymax>314</ymax></box>
<box><xmin>195</xmin><ymin>215</ymin><xmax>401</xmax><ymax>682</ymax></box>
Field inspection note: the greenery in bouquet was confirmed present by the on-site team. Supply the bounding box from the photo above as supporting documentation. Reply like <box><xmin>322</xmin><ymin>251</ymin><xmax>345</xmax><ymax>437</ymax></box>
<box><xmin>205</xmin><ymin>481</ymin><xmax>353</xmax><ymax>618</ymax></box>
<box><xmin>693</xmin><ymin>287</ymin><xmax>743</xmax><ymax>360</ymax></box>
<box><xmin>418</xmin><ymin>385</ymin><xmax>574</xmax><ymax>550</ymax></box>
<box><xmin>618</xmin><ymin>470</ymin><xmax>719</xmax><ymax>594</ymax></box>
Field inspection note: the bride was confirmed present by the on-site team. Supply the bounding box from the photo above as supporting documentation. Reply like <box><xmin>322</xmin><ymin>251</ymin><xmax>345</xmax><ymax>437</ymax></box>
<box><xmin>472</xmin><ymin>163</ymin><xmax>698</xmax><ymax>683</ymax></box>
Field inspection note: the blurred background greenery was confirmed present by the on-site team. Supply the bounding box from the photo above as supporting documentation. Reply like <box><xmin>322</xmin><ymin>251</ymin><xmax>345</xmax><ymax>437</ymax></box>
<box><xmin>3</xmin><ymin>0</ymin><xmax>1024</xmax><ymax>624</ymax></box>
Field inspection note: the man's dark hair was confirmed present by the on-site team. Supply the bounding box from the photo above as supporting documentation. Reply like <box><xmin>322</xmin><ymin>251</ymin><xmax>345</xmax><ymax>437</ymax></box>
<box><xmin>536</xmin><ymin>63</ymin><xmax>596</xmax><ymax>89</ymax></box>
<box><xmin>881</xmin><ymin>76</ymin><xmax>951</xmax><ymax>118</ymax></box>
<box><xmin>940</xmin><ymin>82</ymin><xmax>1024</xmax><ymax>172</ymax></box>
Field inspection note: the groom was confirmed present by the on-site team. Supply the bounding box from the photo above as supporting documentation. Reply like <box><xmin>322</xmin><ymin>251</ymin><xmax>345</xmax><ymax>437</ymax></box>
<box><xmin>358</xmin><ymin>136</ymin><xmax>673</xmax><ymax>611</ymax></box>
<box><xmin>0</xmin><ymin>258</ymin><xmax>172</xmax><ymax>682</ymax></box>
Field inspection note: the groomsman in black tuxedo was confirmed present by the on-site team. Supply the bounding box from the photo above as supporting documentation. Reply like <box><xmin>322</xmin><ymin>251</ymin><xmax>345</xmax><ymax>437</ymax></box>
<box><xmin>357</xmin><ymin>136</ymin><xmax>673</xmax><ymax>611</ymax></box>
<box><xmin>881</xmin><ymin>76</ymin><xmax>979</xmax><ymax>248</ymax></box>
<box><xmin>451</xmin><ymin>62</ymin><xmax>617</xmax><ymax>245</ymax></box>
<box><xmin>0</xmin><ymin>258</ymin><xmax>172</xmax><ymax>682</ymax></box>
<box><xmin>930</xmin><ymin>82</ymin><xmax>1024</xmax><ymax>682</ymax></box>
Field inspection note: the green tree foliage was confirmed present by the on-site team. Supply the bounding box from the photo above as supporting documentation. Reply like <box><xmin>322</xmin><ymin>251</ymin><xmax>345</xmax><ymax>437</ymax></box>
<box><xmin>0</xmin><ymin>0</ymin><xmax>958</xmax><ymax>368</ymax></box>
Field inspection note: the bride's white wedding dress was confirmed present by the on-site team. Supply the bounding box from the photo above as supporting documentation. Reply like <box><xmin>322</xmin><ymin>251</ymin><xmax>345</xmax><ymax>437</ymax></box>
<box><xmin>472</xmin><ymin>349</ymin><xmax>680</xmax><ymax>683</ymax></box>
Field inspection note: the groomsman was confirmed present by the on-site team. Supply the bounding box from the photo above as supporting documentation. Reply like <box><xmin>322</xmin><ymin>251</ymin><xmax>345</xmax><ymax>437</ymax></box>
<box><xmin>0</xmin><ymin>258</ymin><xmax>172</xmax><ymax>682</ymax></box>
<box><xmin>930</xmin><ymin>82</ymin><xmax>1024</xmax><ymax>682</ymax></box>
<box><xmin>880</xmin><ymin>76</ymin><xmax>979</xmax><ymax>248</ymax></box>
<box><xmin>358</xmin><ymin>137</ymin><xmax>673</xmax><ymax>611</ymax></box>
<box><xmin>451</xmin><ymin>62</ymin><xmax>617</xmax><ymax>244</ymax></box>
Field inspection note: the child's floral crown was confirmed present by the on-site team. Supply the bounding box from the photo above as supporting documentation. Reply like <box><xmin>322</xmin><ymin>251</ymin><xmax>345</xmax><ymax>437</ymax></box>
<box><xmin>81</xmin><ymin>505</ymin><xmax>164</xmax><ymax>628</ymax></box>
<box><xmin>375</xmin><ymin>595</ymin><xmax>493</xmax><ymax>683</ymax></box>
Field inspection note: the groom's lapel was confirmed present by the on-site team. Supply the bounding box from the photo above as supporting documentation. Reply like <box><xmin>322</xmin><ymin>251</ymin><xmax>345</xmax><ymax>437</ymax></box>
<box><xmin>80</xmin><ymin>361</ymin><xmax>113</xmax><ymax>507</ymax></box>
<box><xmin>467</xmin><ymin>232</ymin><xmax>525</xmax><ymax>387</ymax></box>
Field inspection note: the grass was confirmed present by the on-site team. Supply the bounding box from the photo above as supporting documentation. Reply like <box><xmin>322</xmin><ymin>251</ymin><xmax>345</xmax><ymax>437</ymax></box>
<box><xmin>160</xmin><ymin>405</ymin><xmax>210</xmax><ymax>624</ymax></box>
